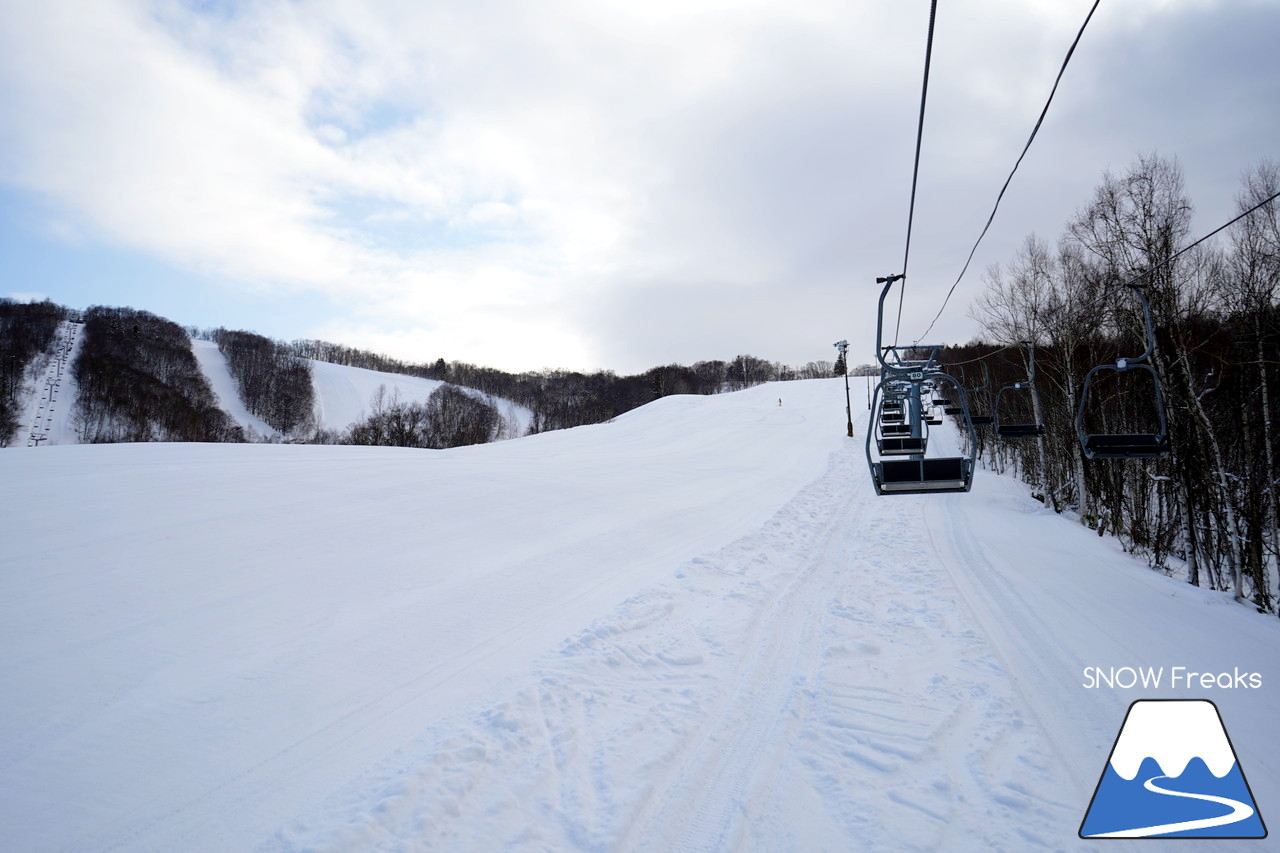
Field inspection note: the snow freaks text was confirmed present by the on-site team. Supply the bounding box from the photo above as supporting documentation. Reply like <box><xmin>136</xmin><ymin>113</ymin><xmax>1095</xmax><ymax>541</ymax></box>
<box><xmin>1082</xmin><ymin>667</ymin><xmax>1263</xmax><ymax>690</ymax></box>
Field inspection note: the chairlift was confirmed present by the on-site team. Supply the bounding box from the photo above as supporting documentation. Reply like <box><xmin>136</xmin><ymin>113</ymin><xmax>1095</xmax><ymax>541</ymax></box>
<box><xmin>873</xmin><ymin>395</ymin><xmax>928</xmax><ymax>455</ymax></box>
<box><xmin>993</xmin><ymin>382</ymin><xmax>1044</xmax><ymax>438</ymax></box>
<box><xmin>993</xmin><ymin>343</ymin><xmax>1045</xmax><ymax>439</ymax></box>
<box><xmin>865</xmin><ymin>274</ymin><xmax>977</xmax><ymax>495</ymax></box>
<box><xmin>1076</xmin><ymin>284</ymin><xmax>1170</xmax><ymax>460</ymax></box>
<box><xmin>947</xmin><ymin>359</ymin><xmax>994</xmax><ymax>425</ymax></box>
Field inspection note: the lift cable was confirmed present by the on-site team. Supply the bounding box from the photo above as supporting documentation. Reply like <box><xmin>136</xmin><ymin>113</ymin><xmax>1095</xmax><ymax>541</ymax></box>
<box><xmin>917</xmin><ymin>0</ymin><xmax>1103</xmax><ymax>342</ymax></box>
<box><xmin>935</xmin><ymin>187</ymin><xmax>1280</xmax><ymax>371</ymax></box>
<box><xmin>893</xmin><ymin>0</ymin><xmax>940</xmax><ymax>349</ymax></box>
<box><xmin>1114</xmin><ymin>187</ymin><xmax>1280</xmax><ymax>290</ymax></box>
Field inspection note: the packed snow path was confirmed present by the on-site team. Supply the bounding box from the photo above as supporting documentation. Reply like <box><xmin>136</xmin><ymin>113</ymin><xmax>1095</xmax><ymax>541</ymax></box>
<box><xmin>1</xmin><ymin>379</ymin><xmax>1277</xmax><ymax>851</ymax></box>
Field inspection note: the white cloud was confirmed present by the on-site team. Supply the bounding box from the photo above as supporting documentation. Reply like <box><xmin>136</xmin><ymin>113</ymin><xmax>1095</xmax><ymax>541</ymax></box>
<box><xmin>0</xmin><ymin>0</ymin><xmax>1275</xmax><ymax>371</ymax></box>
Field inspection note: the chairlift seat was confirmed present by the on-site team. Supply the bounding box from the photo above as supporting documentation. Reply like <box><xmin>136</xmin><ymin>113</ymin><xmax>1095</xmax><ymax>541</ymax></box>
<box><xmin>970</xmin><ymin>415</ymin><xmax>994</xmax><ymax>426</ymax></box>
<box><xmin>932</xmin><ymin>397</ymin><xmax>950</xmax><ymax>406</ymax></box>
<box><xmin>882</xmin><ymin>411</ymin><xmax>905</xmax><ymax>424</ymax></box>
<box><xmin>876</xmin><ymin>457</ymin><xmax>970</xmax><ymax>494</ymax></box>
<box><xmin>996</xmin><ymin>423</ymin><xmax>1044</xmax><ymax>438</ymax></box>
<box><xmin>877</xmin><ymin>437</ymin><xmax>926</xmax><ymax>456</ymax></box>
<box><xmin>1082</xmin><ymin>433</ymin><xmax>1169</xmax><ymax>459</ymax></box>
<box><xmin>943</xmin><ymin>406</ymin><xmax>963</xmax><ymax>416</ymax></box>
<box><xmin>925</xmin><ymin>414</ymin><xmax>942</xmax><ymax>425</ymax></box>
<box><xmin>881</xmin><ymin>423</ymin><xmax>912</xmax><ymax>436</ymax></box>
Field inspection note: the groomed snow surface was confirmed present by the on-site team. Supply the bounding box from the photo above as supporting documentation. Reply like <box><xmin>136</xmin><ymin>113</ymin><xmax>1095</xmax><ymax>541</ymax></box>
<box><xmin>2</xmin><ymin>378</ymin><xmax>1277</xmax><ymax>851</ymax></box>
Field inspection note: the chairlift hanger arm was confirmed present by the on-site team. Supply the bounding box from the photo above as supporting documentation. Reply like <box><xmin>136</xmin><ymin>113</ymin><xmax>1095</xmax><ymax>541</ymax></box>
<box><xmin>875</xmin><ymin>278</ymin><xmax>948</xmax><ymax>376</ymax></box>
<box><xmin>1125</xmin><ymin>283</ymin><xmax>1157</xmax><ymax>366</ymax></box>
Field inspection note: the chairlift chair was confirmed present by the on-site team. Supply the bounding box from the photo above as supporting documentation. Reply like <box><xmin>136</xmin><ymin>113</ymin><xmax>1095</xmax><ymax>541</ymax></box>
<box><xmin>876</xmin><ymin>457</ymin><xmax>970</xmax><ymax>493</ymax></box>
<box><xmin>993</xmin><ymin>343</ymin><xmax>1045</xmax><ymax>439</ymax></box>
<box><xmin>1076</xmin><ymin>284</ymin><xmax>1171</xmax><ymax>460</ymax></box>
<box><xmin>865</xmin><ymin>274</ymin><xmax>978</xmax><ymax>494</ymax></box>
<box><xmin>868</xmin><ymin>381</ymin><xmax>972</xmax><ymax>493</ymax></box>
<box><xmin>875</xmin><ymin>406</ymin><xmax>927</xmax><ymax>455</ymax></box>
<box><xmin>993</xmin><ymin>382</ymin><xmax>1045</xmax><ymax>438</ymax></box>
<box><xmin>953</xmin><ymin>359</ymin><xmax>995</xmax><ymax>425</ymax></box>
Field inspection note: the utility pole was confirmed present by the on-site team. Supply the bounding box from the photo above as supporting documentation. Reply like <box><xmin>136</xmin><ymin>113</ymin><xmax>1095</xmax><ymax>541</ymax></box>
<box><xmin>834</xmin><ymin>340</ymin><xmax>853</xmax><ymax>437</ymax></box>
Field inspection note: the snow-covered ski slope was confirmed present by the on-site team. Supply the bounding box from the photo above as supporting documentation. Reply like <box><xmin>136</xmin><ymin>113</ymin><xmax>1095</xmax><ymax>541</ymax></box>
<box><xmin>190</xmin><ymin>339</ymin><xmax>277</xmax><ymax>438</ymax></box>
<box><xmin>193</xmin><ymin>338</ymin><xmax>533</xmax><ymax>439</ymax></box>
<box><xmin>1</xmin><ymin>378</ymin><xmax>1277</xmax><ymax>852</ymax></box>
<box><xmin>17</xmin><ymin>318</ymin><xmax>84</xmax><ymax>447</ymax></box>
<box><xmin>22</xmin><ymin>336</ymin><xmax>530</xmax><ymax>445</ymax></box>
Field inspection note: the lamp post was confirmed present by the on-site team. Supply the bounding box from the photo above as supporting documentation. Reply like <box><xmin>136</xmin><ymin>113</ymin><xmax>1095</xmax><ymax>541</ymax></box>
<box><xmin>833</xmin><ymin>340</ymin><xmax>853</xmax><ymax>437</ymax></box>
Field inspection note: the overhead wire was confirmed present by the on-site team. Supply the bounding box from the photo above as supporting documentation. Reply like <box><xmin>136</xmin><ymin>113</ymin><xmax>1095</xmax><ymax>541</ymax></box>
<box><xmin>1115</xmin><ymin>187</ymin><xmax>1280</xmax><ymax>290</ymax></box>
<box><xmin>917</xmin><ymin>0</ymin><xmax>1103</xmax><ymax>342</ymax></box>
<box><xmin>893</xmin><ymin>0</ymin><xmax>940</xmax><ymax>349</ymax></box>
<box><xmin>935</xmin><ymin>187</ymin><xmax>1280</xmax><ymax>371</ymax></box>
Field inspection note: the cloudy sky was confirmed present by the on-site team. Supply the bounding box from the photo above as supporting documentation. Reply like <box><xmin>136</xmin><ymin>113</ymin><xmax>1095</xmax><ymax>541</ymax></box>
<box><xmin>1</xmin><ymin>0</ymin><xmax>1277</xmax><ymax>373</ymax></box>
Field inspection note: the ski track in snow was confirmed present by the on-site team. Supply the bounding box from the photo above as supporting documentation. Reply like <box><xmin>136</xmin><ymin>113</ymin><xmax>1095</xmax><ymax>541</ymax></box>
<box><xmin>268</xmin><ymin>447</ymin><xmax>1077</xmax><ymax>852</ymax></box>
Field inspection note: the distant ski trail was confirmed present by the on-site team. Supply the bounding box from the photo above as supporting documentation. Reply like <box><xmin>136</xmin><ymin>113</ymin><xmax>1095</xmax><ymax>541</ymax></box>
<box><xmin>1085</xmin><ymin>774</ymin><xmax>1255</xmax><ymax>838</ymax></box>
<box><xmin>24</xmin><ymin>319</ymin><xmax>82</xmax><ymax>447</ymax></box>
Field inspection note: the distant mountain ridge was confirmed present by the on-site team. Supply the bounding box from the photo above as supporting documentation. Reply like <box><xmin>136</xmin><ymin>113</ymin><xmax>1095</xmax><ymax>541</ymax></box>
<box><xmin>1</xmin><ymin>299</ymin><xmax>834</xmax><ymax>448</ymax></box>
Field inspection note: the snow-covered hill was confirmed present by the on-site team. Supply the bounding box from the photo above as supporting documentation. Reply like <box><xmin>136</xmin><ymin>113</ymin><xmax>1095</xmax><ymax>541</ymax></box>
<box><xmin>306</xmin><ymin>356</ymin><xmax>532</xmax><ymax>437</ymax></box>
<box><xmin>194</xmin><ymin>337</ymin><xmax>532</xmax><ymax>440</ymax></box>
<box><xmin>23</xmin><ymin>335</ymin><xmax>531</xmax><ymax>444</ymax></box>
<box><xmin>1</xmin><ymin>378</ymin><xmax>1277</xmax><ymax>851</ymax></box>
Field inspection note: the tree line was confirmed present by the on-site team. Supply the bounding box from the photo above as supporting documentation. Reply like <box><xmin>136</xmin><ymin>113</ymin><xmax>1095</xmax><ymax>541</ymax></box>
<box><xmin>0</xmin><ymin>299</ymin><xmax>65</xmax><ymax>446</ymax></box>
<box><xmin>284</xmin><ymin>340</ymin><xmax>836</xmax><ymax>434</ymax></box>
<box><xmin>73</xmin><ymin>306</ymin><xmax>244</xmax><ymax>443</ymax></box>
<box><xmin>945</xmin><ymin>153</ymin><xmax>1279</xmax><ymax>615</ymax></box>
<box><xmin>8</xmin><ymin>309</ymin><xmax>836</xmax><ymax>451</ymax></box>
<box><xmin>341</xmin><ymin>384</ymin><xmax>506</xmax><ymax>449</ymax></box>
<box><xmin>213</xmin><ymin>328</ymin><xmax>315</xmax><ymax>437</ymax></box>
